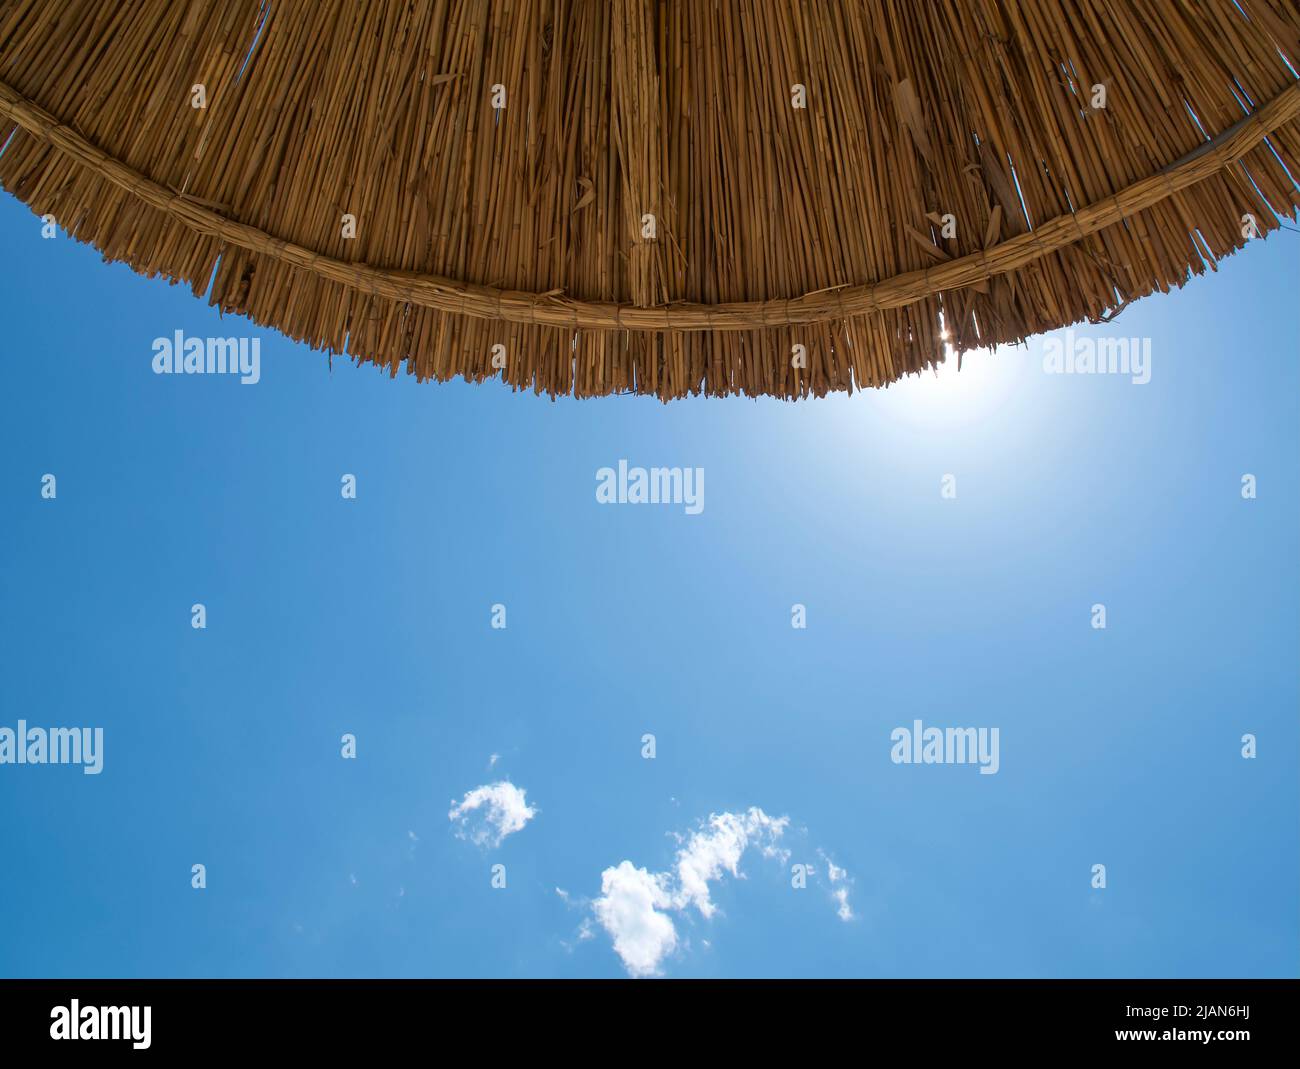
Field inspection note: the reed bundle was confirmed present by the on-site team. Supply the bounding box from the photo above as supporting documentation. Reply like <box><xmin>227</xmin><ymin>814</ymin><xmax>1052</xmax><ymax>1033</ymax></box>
<box><xmin>1</xmin><ymin>0</ymin><xmax>1297</xmax><ymax>399</ymax></box>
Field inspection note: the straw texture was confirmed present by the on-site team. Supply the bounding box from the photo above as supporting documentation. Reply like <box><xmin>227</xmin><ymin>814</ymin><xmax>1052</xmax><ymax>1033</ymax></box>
<box><xmin>1</xmin><ymin>0</ymin><xmax>1297</xmax><ymax>399</ymax></box>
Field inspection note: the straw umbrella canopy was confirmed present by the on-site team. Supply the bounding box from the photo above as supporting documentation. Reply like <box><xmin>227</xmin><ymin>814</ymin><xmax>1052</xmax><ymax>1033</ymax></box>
<box><xmin>1</xmin><ymin>0</ymin><xmax>1297</xmax><ymax>399</ymax></box>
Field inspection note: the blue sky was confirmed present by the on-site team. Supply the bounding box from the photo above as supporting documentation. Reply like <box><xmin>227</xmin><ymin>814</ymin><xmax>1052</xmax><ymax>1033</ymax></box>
<box><xmin>0</xmin><ymin>189</ymin><xmax>1296</xmax><ymax>978</ymax></box>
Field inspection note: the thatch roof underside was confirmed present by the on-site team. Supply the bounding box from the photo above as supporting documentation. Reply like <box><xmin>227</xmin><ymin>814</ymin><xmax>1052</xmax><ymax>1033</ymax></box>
<box><xmin>1</xmin><ymin>0</ymin><xmax>1297</xmax><ymax>400</ymax></box>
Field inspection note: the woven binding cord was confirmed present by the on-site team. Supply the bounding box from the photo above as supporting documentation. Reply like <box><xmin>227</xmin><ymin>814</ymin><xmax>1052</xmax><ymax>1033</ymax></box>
<box><xmin>1</xmin><ymin>77</ymin><xmax>1297</xmax><ymax>333</ymax></box>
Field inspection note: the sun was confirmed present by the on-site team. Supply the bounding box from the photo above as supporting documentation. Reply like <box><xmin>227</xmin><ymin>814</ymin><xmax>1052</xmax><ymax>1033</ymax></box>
<box><xmin>870</xmin><ymin>335</ymin><xmax>1028</xmax><ymax>430</ymax></box>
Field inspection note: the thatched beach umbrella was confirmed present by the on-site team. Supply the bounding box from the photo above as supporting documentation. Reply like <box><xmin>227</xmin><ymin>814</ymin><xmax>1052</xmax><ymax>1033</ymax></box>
<box><xmin>1</xmin><ymin>0</ymin><xmax>1297</xmax><ymax>399</ymax></box>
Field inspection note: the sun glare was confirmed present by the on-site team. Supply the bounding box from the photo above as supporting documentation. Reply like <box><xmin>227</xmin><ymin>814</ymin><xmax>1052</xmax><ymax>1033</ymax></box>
<box><xmin>867</xmin><ymin>340</ymin><xmax>1028</xmax><ymax>430</ymax></box>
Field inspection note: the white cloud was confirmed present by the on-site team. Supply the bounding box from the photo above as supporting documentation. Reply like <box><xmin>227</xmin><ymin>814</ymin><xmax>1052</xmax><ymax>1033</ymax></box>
<box><xmin>592</xmin><ymin>861</ymin><xmax>679</xmax><ymax>977</ymax></box>
<box><xmin>671</xmin><ymin>808</ymin><xmax>788</xmax><ymax>918</ymax></box>
<box><xmin>448</xmin><ymin>781</ymin><xmax>537</xmax><ymax>848</ymax></box>
<box><xmin>592</xmin><ymin>806</ymin><xmax>792</xmax><ymax>976</ymax></box>
<box><xmin>818</xmin><ymin>848</ymin><xmax>854</xmax><ymax>921</ymax></box>
<box><xmin>590</xmin><ymin>809</ymin><xmax>855</xmax><ymax>975</ymax></box>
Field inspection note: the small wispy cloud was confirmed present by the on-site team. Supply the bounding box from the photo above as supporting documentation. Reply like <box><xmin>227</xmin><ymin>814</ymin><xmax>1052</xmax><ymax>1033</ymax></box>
<box><xmin>818</xmin><ymin>848</ymin><xmax>854</xmax><ymax>921</ymax></box>
<box><xmin>556</xmin><ymin>894</ymin><xmax>598</xmax><ymax>954</ymax></box>
<box><xmin>448</xmin><ymin>781</ymin><xmax>537</xmax><ymax>848</ymax></box>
